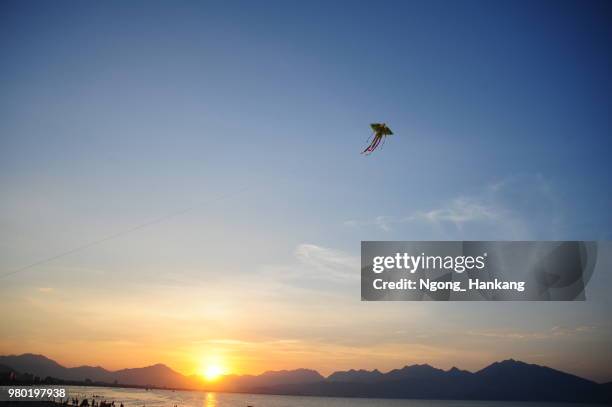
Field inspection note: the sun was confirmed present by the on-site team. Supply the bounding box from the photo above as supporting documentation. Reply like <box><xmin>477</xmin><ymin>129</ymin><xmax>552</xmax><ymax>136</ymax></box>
<box><xmin>200</xmin><ymin>364</ymin><xmax>224</xmax><ymax>381</ymax></box>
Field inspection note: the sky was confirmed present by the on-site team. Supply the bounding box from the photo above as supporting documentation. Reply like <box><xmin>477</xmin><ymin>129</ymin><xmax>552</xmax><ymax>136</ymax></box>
<box><xmin>1</xmin><ymin>0</ymin><xmax>611</xmax><ymax>382</ymax></box>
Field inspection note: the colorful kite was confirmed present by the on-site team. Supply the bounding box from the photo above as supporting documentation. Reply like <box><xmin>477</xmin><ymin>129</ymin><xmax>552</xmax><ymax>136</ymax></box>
<box><xmin>362</xmin><ymin>123</ymin><xmax>393</xmax><ymax>155</ymax></box>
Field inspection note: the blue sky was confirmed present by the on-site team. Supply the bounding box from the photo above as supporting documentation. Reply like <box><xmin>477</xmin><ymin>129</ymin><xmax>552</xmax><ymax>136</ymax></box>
<box><xmin>1</xmin><ymin>0</ymin><xmax>611</xmax><ymax>381</ymax></box>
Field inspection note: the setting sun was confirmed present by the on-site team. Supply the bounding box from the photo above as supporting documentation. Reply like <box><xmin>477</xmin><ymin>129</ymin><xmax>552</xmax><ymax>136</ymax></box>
<box><xmin>200</xmin><ymin>364</ymin><xmax>224</xmax><ymax>381</ymax></box>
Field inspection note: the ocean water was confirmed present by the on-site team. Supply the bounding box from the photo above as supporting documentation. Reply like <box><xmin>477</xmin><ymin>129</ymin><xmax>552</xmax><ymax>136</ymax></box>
<box><xmin>63</xmin><ymin>386</ymin><xmax>602</xmax><ymax>407</ymax></box>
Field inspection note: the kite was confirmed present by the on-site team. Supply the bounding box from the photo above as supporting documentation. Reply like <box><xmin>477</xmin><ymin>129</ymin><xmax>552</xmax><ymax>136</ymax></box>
<box><xmin>362</xmin><ymin>123</ymin><xmax>393</xmax><ymax>155</ymax></box>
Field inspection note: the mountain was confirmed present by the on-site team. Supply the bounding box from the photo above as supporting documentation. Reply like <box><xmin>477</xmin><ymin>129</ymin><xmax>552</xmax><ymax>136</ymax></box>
<box><xmin>113</xmin><ymin>363</ymin><xmax>192</xmax><ymax>388</ymax></box>
<box><xmin>0</xmin><ymin>354</ymin><xmax>192</xmax><ymax>388</ymax></box>
<box><xmin>221</xmin><ymin>368</ymin><xmax>324</xmax><ymax>391</ymax></box>
<box><xmin>471</xmin><ymin>359</ymin><xmax>601</xmax><ymax>402</ymax></box>
<box><xmin>327</xmin><ymin>364</ymin><xmax>460</xmax><ymax>384</ymax></box>
<box><xmin>253</xmin><ymin>359</ymin><xmax>611</xmax><ymax>404</ymax></box>
<box><xmin>250</xmin><ymin>359</ymin><xmax>612</xmax><ymax>403</ymax></box>
<box><xmin>385</xmin><ymin>364</ymin><xmax>448</xmax><ymax>381</ymax></box>
<box><xmin>0</xmin><ymin>354</ymin><xmax>112</xmax><ymax>382</ymax></box>
<box><xmin>328</xmin><ymin>368</ymin><xmax>383</xmax><ymax>383</ymax></box>
<box><xmin>1</xmin><ymin>354</ymin><xmax>610</xmax><ymax>404</ymax></box>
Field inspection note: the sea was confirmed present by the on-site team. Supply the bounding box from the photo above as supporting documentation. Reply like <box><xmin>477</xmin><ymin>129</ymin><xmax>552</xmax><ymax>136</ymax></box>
<box><xmin>59</xmin><ymin>386</ymin><xmax>604</xmax><ymax>407</ymax></box>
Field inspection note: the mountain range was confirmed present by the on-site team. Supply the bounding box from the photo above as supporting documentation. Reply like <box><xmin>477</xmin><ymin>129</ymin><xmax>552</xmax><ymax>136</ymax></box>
<box><xmin>1</xmin><ymin>353</ymin><xmax>610</xmax><ymax>404</ymax></box>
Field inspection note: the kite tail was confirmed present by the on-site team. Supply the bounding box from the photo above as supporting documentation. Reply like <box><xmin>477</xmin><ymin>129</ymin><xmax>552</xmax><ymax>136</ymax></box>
<box><xmin>370</xmin><ymin>136</ymin><xmax>382</xmax><ymax>151</ymax></box>
<box><xmin>361</xmin><ymin>142</ymin><xmax>374</xmax><ymax>154</ymax></box>
<box><xmin>361</xmin><ymin>135</ymin><xmax>382</xmax><ymax>155</ymax></box>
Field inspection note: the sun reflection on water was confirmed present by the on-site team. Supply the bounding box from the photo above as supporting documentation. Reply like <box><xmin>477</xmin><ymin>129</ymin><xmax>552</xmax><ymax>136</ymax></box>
<box><xmin>204</xmin><ymin>392</ymin><xmax>217</xmax><ymax>407</ymax></box>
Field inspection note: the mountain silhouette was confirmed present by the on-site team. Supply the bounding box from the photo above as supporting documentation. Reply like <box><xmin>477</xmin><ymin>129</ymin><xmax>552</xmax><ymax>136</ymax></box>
<box><xmin>1</xmin><ymin>354</ymin><xmax>610</xmax><ymax>404</ymax></box>
<box><xmin>385</xmin><ymin>363</ymin><xmax>448</xmax><ymax>381</ymax></box>
<box><xmin>221</xmin><ymin>368</ymin><xmax>324</xmax><ymax>391</ymax></box>
<box><xmin>328</xmin><ymin>368</ymin><xmax>383</xmax><ymax>383</ymax></box>
<box><xmin>0</xmin><ymin>354</ymin><xmax>193</xmax><ymax>388</ymax></box>
<box><xmin>261</xmin><ymin>359</ymin><xmax>609</xmax><ymax>403</ymax></box>
<box><xmin>0</xmin><ymin>354</ymin><xmax>111</xmax><ymax>382</ymax></box>
<box><xmin>113</xmin><ymin>363</ymin><xmax>191</xmax><ymax>388</ymax></box>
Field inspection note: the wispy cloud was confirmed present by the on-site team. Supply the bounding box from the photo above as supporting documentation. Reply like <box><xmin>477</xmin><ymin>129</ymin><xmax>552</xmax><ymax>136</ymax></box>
<box><xmin>409</xmin><ymin>196</ymin><xmax>501</xmax><ymax>226</ymax></box>
<box><xmin>294</xmin><ymin>244</ymin><xmax>359</xmax><ymax>280</ymax></box>
<box><xmin>344</xmin><ymin>174</ymin><xmax>562</xmax><ymax>239</ymax></box>
<box><xmin>467</xmin><ymin>325</ymin><xmax>597</xmax><ymax>340</ymax></box>
<box><xmin>250</xmin><ymin>243</ymin><xmax>360</xmax><ymax>301</ymax></box>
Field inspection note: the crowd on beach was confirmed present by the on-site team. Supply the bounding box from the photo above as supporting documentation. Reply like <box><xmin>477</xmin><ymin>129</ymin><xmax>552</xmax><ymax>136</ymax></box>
<box><xmin>54</xmin><ymin>397</ymin><xmax>183</xmax><ymax>407</ymax></box>
<box><xmin>58</xmin><ymin>397</ymin><xmax>123</xmax><ymax>407</ymax></box>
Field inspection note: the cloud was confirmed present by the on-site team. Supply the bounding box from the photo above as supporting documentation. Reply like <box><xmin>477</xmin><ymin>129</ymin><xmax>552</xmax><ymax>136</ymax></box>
<box><xmin>294</xmin><ymin>244</ymin><xmax>359</xmax><ymax>279</ymax></box>
<box><xmin>467</xmin><ymin>325</ymin><xmax>597</xmax><ymax>340</ymax></box>
<box><xmin>410</xmin><ymin>196</ymin><xmax>501</xmax><ymax>226</ymax></box>
<box><xmin>345</xmin><ymin>197</ymin><xmax>501</xmax><ymax>231</ymax></box>
<box><xmin>345</xmin><ymin>174</ymin><xmax>562</xmax><ymax>239</ymax></box>
<box><xmin>253</xmin><ymin>243</ymin><xmax>360</xmax><ymax>299</ymax></box>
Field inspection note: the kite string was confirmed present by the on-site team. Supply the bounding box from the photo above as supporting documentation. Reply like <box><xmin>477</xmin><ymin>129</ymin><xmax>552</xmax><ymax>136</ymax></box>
<box><xmin>0</xmin><ymin>186</ymin><xmax>250</xmax><ymax>279</ymax></box>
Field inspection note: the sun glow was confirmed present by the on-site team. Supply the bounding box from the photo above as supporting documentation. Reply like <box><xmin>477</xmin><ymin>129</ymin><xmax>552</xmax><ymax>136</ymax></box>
<box><xmin>200</xmin><ymin>364</ymin><xmax>224</xmax><ymax>381</ymax></box>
